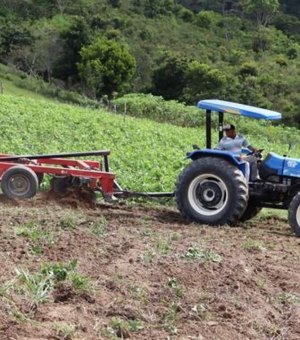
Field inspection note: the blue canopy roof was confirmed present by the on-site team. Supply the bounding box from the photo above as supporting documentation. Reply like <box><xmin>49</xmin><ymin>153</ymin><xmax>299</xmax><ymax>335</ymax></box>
<box><xmin>197</xmin><ymin>99</ymin><xmax>282</xmax><ymax>120</ymax></box>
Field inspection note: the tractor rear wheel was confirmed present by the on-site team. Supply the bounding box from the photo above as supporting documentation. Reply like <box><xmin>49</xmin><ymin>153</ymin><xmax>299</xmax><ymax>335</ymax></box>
<box><xmin>1</xmin><ymin>166</ymin><xmax>39</xmax><ymax>200</ymax></box>
<box><xmin>288</xmin><ymin>192</ymin><xmax>300</xmax><ymax>236</ymax></box>
<box><xmin>239</xmin><ymin>199</ymin><xmax>262</xmax><ymax>222</ymax></box>
<box><xmin>175</xmin><ymin>157</ymin><xmax>248</xmax><ymax>225</ymax></box>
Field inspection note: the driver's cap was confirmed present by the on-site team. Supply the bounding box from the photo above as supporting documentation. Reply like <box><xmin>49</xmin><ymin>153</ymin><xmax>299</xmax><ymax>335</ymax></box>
<box><xmin>223</xmin><ymin>124</ymin><xmax>235</xmax><ymax>131</ymax></box>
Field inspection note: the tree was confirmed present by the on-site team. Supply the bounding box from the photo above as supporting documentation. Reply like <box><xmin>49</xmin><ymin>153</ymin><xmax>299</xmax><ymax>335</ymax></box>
<box><xmin>242</xmin><ymin>0</ymin><xmax>279</xmax><ymax>26</ymax></box>
<box><xmin>55</xmin><ymin>0</ymin><xmax>72</xmax><ymax>14</ymax></box>
<box><xmin>31</xmin><ymin>21</ymin><xmax>63</xmax><ymax>82</ymax></box>
<box><xmin>107</xmin><ymin>0</ymin><xmax>121</xmax><ymax>8</ymax></box>
<box><xmin>53</xmin><ymin>16</ymin><xmax>90</xmax><ymax>84</ymax></box>
<box><xmin>78</xmin><ymin>37</ymin><xmax>136</xmax><ymax>98</ymax></box>
<box><xmin>0</xmin><ymin>20</ymin><xmax>33</xmax><ymax>58</ymax></box>
<box><xmin>182</xmin><ymin>61</ymin><xmax>227</xmax><ymax>104</ymax></box>
<box><xmin>152</xmin><ymin>53</ymin><xmax>189</xmax><ymax>100</ymax></box>
<box><xmin>144</xmin><ymin>0</ymin><xmax>175</xmax><ymax>17</ymax></box>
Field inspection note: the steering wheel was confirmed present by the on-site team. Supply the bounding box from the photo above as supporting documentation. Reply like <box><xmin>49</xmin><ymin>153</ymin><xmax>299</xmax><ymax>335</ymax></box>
<box><xmin>251</xmin><ymin>149</ymin><xmax>264</xmax><ymax>158</ymax></box>
<box><xmin>241</xmin><ymin>148</ymin><xmax>264</xmax><ymax>158</ymax></box>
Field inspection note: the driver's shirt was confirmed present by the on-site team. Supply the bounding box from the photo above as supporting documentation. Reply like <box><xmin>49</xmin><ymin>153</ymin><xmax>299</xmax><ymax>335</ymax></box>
<box><xmin>216</xmin><ymin>134</ymin><xmax>250</xmax><ymax>154</ymax></box>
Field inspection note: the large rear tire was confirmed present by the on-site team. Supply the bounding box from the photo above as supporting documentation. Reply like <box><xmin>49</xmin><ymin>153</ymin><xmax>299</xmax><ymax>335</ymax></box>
<box><xmin>1</xmin><ymin>166</ymin><xmax>39</xmax><ymax>200</ymax></box>
<box><xmin>288</xmin><ymin>192</ymin><xmax>300</xmax><ymax>236</ymax></box>
<box><xmin>175</xmin><ymin>157</ymin><xmax>249</xmax><ymax>225</ymax></box>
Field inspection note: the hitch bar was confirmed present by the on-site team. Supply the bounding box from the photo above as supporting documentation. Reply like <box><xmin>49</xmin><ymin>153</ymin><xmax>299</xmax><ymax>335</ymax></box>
<box><xmin>113</xmin><ymin>190</ymin><xmax>175</xmax><ymax>199</ymax></box>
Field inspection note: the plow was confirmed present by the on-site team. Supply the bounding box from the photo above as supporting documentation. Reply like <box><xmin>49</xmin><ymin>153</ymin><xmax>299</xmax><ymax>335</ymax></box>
<box><xmin>0</xmin><ymin>150</ymin><xmax>174</xmax><ymax>204</ymax></box>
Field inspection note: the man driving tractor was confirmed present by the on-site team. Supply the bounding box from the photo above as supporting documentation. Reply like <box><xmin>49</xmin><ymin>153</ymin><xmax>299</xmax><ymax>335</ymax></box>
<box><xmin>216</xmin><ymin>123</ymin><xmax>260</xmax><ymax>181</ymax></box>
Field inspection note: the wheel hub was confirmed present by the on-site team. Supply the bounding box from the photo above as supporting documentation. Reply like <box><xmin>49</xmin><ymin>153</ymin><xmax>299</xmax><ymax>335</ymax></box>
<box><xmin>8</xmin><ymin>175</ymin><xmax>30</xmax><ymax>194</ymax></box>
<box><xmin>188</xmin><ymin>174</ymin><xmax>228</xmax><ymax>216</ymax></box>
<box><xmin>197</xmin><ymin>182</ymin><xmax>222</xmax><ymax>207</ymax></box>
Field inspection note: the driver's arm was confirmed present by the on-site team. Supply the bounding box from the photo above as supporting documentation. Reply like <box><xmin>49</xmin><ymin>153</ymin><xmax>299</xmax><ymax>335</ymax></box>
<box><xmin>242</xmin><ymin>136</ymin><xmax>257</xmax><ymax>153</ymax></box>
<box><xmin>247</xmin><ymin>145</ymin><xmax>257</xmax><ymax>153</ymax></box>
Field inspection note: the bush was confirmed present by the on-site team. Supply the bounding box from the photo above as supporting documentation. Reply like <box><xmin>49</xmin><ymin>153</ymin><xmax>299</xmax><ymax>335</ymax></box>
<box><xmin>239</xmin><ymin>62</ymin><xmax>258</xmax><ymax>77</ymax></box>
<box><xmin>195</xmin><ymin>11</ymin><xmax>221</xmax><ymax>28</ymax></box>
<box><xmin>113</xmin><ymin>93</ymin><xmax>204</xmax><ymax>127</ymax></box>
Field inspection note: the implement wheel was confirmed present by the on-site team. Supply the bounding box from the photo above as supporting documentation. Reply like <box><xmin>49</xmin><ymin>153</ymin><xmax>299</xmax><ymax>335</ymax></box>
<box><xmin>288</xmin><ymin>193</ymin><xmax>300</xmax><ymax>236</ymax></box>
<box><xmin>1</xmin><ymin>166</ymin><xmax>39</xmax><ymax>200</ymax></box>
<box><xmin>175</xmin><ymin>157</ymin><xmax>249</xmax><ymax>225</ymax></box>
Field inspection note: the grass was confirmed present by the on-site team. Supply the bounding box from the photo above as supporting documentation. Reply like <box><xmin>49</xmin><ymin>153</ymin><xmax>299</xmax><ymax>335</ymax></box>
<box><xmin>182</xmin><ymin>246</ymin><xmax>222</xmax><ymax>263</ymax></box>
<box><xmin>130</xmin><ymin>285</ymin><xmax>149</xmax><ymax>305</ymax></box>
<box><xmin>259</xmin><ymin>208</ymin><xmax>288</xmax><ymax>220</ymax></box>
<box><xmin>1</xmin><ymin>260</ymin><xmax>92</xmax><ymax>316</ymax></box>
<box><xmin>53</xmin><ymin>322</ymin><xmax>76</xmax><ymax>340</ymax></box>
<box><xmin>276</xmin><ymin>292</ymin><xmax>299</xmax><ymax>305</ymax></box>
<box><xmin>89</xmin><ymin>217</ymin><xmax>108</xmax><ymax>237</ymax></box>
<box><xmin>59</xmin><ymin>216</ymin><xmax>77</xmax><ymax>229</ymax></box>
<box><xmin>167</xmin><ymin>277</ymin><xmax>184</xmax><ymax>298</ymax></box>
<box><xmin>16</xmin><ymin>221</ymin><xmax>56</xmax><ymax>254</ymax></box>
<box><xmin>242</xmin><ymin>239</ymin><xmax>267</xmax><ymax>252</ymax></box>
<box><xmin>11</xmin><ymin>268</ymin><xmax>54</xmax><ymax>308</ymax></box>
<box><xmin>163</xmin><ymin>301</ymin><xmax>180</xmax><ymax>335</ymax></box>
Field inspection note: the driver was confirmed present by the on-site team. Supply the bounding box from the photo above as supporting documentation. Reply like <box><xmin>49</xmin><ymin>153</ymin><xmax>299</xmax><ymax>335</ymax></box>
<box><xmin>216</xmin><ymin>124</ymin><xmax>260</xmax><ymax>181</ymax></box>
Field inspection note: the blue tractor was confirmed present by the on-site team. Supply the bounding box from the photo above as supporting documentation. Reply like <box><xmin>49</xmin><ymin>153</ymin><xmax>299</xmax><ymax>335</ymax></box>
<box><xmin>175</xmin><ymin>99</ymin><xmax>300</xmax><ymax>236</ymax></box>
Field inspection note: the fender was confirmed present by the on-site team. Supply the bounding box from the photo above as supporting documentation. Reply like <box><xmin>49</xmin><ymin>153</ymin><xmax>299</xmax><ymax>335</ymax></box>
<box><xmin>186</xmin><ymin>149</ymin><xmax>249</xmax><ymax>179</ymax></box>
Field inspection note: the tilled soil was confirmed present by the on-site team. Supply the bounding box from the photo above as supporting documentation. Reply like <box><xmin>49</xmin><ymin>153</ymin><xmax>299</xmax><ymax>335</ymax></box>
<box><xmin>0</xmin><ymin>193</ymin><xmax>299</xmax><ymax>340</ymax></box>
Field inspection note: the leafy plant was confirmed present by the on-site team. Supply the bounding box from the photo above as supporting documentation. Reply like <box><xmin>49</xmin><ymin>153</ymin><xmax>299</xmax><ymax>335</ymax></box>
<box><xmin>109</xmin><ymin>317</ymin><xmax>144</xmax><ymax>338</ymax></box>
<box><xmin>167</xmin><ymin>277</ymin><xmax>183</xmax><ymax>298</ymax></box>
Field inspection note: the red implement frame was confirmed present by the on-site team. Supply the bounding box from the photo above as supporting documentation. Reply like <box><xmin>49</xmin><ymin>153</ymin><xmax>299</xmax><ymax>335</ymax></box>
<box><xmin>0</xmin><ymin>150</ymin><xmax>115</xmax><ymax>197</ymax></box>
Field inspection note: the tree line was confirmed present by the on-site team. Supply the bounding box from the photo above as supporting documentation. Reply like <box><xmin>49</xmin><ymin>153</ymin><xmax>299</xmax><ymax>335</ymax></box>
<box><xmin>0</xmin><ymin>0</ymin><xmax>299</xmax><ymax>126</ymax></box>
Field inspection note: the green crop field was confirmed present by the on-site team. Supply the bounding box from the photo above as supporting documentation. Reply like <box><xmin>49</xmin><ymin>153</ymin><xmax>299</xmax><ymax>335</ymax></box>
<box><xmin>0</xmin><ymin>94</ymin><xmax>199</xmax><ymax>192</ymax></box>
<box><xmin>1</xmin><ymin>90</ymin><xmax>300</xmax><ymax>193</ymax></box>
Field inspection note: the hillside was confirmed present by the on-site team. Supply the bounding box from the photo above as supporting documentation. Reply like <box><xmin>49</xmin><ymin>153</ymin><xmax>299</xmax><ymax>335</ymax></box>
<box><xmin>0</xmin><ymin>0</ymin><xmax>300</xmax><ymax>126</ymax></box>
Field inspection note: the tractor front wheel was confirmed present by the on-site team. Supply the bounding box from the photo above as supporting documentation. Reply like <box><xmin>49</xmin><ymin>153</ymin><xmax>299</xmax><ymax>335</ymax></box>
<box><xmin>175</xmin><ymin>157</ymin><xmax>248</xmax><ymax>225</ymax></box>
<box><xmin>1</xmin><ymin>166</ymin><xmax>39</xmax><ymax>200</ymax></box>
<box><xmin>288</xmin><ymin>192</ymin><xmax>300</xmax><ymax>236</ymax></box>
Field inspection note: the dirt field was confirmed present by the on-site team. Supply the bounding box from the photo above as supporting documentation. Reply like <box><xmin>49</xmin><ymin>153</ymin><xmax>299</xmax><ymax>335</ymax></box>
<box><xmin>0</xmin><ymin>193</ymin><xmax>299</xmax><ymax>340</ymax></box>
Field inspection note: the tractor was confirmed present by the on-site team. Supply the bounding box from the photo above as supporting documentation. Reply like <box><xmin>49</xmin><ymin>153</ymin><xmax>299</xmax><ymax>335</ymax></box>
<box><xmin>175</xmin><ymin>99</ymin><xmax>300</xmax><ymax>236</ymax></box>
